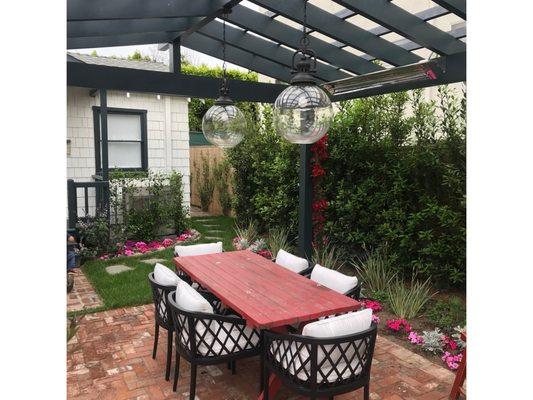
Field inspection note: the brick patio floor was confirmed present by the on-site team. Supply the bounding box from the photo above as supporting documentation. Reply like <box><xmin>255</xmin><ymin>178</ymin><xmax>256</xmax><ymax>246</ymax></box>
<box><xmin>67</xmin><ymin>305</ymin><xmax>455</xmax><ymax>400</ymax></box>
<box><xmin>67</xmin><ymin>272</ymin><xmax>103</xmax><ymax>312</ymax></box>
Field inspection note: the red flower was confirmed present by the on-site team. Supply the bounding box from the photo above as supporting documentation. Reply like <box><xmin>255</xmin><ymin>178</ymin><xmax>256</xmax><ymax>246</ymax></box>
<box><xmin>312</xmin><ymin>164</ymin><xmax>326</xmax><ymax>177</ymax></box>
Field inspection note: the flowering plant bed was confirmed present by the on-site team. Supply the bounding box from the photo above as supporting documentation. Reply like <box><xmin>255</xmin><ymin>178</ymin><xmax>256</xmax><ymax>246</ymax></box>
<box><xmin>99</xmin><ymin>229</ymin><xmax>200</xmax><ymax>260</ymax></box>
<box><xmin>358</xmin><ymin>298</ymin><xmax>465</xmax><ymax>371</ymax></box>
<box><xmin>232</xmin><ymin>236</ymin><xmax>273</xmax><ymax>260</ymax></box>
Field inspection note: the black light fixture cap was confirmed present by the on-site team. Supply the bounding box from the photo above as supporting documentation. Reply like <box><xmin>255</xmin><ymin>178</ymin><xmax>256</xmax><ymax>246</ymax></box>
<box><xmin>214</xmin><ymin>86</ymin><xmax>234</xmax><ymax>105</ymax></box>
<box><xmin>290</xmin><ymin>54</ymin><xmax>318</xmax><ymax>85</ymax></box>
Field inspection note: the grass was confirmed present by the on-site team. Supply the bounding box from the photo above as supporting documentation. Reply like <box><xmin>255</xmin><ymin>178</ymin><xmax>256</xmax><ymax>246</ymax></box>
<box><xmin>82</xmin><ymin>216</ymin><xmax>235</xmax><ymax>312</ymax></box>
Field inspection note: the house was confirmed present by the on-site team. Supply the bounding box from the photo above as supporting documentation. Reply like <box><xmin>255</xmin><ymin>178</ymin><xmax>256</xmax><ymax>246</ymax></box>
<box><xmin>67</xmin><ymin>53</ymin><xmax>191</xmax><ymax>217</ymax></box>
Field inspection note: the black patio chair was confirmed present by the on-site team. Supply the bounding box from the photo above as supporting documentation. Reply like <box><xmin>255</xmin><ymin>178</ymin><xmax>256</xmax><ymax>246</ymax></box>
<box><xmin>148</xmin><ymin>272</ymin><xmax>175</xmax><ymax>382</ymax></box>
<box><xmin>262</xmin><ymin>323</ymin><xmax>377</xmax><ymax>400</ymax></box>
<box><xmin>167</xmin><ymin>290</ymin><xmax>262</xmax><ymax>400</ymax></box>
<box><xmin>302</xmin><ymin>269</ymin><xmax>362</xmax><ymax>300</ymax></box>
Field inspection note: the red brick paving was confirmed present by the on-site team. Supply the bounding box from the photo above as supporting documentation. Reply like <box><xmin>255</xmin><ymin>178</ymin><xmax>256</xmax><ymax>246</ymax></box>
<box><xmin>67</xmin><ymin>272</ymin><xmax>103</xmax><ymax>312</ymax></box>
<box><xmin>67</xmin><ymin>305</ymin><xmax>455</xmax><ymax>400</ymax></box>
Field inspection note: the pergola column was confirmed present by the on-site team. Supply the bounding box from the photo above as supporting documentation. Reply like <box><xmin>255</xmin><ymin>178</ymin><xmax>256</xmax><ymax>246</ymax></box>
<box><xmin>99</xmin><ymin>88</ymin><xmax>109</xmax><ymax>181</ymax></box>
<box><xmin>298</xmin><ymin>144</ymin><xmax>313</xmax><ymax>261</ymax></box>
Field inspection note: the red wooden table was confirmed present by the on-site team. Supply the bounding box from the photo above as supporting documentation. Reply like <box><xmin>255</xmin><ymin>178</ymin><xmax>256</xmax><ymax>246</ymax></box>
<box><xmin>173</xmin><ymin>250</ymin><xmax>362</xmax><ymax>398</ymax></box>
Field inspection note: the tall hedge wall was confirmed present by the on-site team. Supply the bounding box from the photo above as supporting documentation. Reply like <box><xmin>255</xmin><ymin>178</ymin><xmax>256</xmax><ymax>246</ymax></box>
<box><xmin>228</xmin><ymin>86</ymin><xmax>466</xmax><ymax>288</ymax></box>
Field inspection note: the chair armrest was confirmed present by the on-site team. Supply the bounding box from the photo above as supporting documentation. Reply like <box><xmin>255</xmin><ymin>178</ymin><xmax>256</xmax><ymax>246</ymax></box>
<box><xmin>299</xmin><ymin>265</ymin><xmax>314</xmax><ymax>277</ymax></box>
<box><xmin>344</xmin><ymin>280</ymin><xmax>362</xmax><ymax>300</ymax></box>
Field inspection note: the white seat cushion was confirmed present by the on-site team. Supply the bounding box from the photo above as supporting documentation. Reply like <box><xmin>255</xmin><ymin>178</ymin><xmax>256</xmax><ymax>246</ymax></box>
<box><xmin>174</xmin><ymin>242</ymin><xmax>223</xmax><ymax>257</ymax></box>
<box><xmin>175</xmin><ymin>280</ymin><xmax>214</xmax><ymax>314</ymax></box>
<box><xmin>154</xmin><ymin>263</ymin><xmax>182</xmax><ymax>287</ymax></box>
<box><xmin>272</xmin><ymin>309</ymin><xmax>373</xmax><ymax>383</ymax></box>
<box><xmin>275</xmin><ymin>249</ymin><xmax>309</xmax><ymax>273</ymax></box>
<box><xmin>310</xmin><ymin>264</ymin><xmax>358</xmax><ymax>295</ymax></box>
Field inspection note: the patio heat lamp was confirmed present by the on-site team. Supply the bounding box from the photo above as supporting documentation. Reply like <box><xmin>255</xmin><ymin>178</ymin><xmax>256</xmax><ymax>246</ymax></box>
<box><xmin>273</xmin><ymin>0</ymin><xmax>333</xmax><ymax>144</ymax></box>
<box><xmin>202</xmin><ymin>9</ymin><xmax>247</xmax><ymax>148</ymax></box>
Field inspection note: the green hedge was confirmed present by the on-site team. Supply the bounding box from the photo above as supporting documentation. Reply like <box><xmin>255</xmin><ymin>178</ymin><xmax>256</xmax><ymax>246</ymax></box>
<box><xmin>227</xmin><ymin>86</ymin><xmax>466</xmax><ymax>288</ymax></box>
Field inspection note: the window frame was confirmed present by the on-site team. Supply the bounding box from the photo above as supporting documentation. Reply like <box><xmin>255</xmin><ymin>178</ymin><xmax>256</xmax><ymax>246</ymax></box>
<box><xmin>92</xmin><ymin>106</ymin><xmax>148</xmax><ymax>172</ymax></box>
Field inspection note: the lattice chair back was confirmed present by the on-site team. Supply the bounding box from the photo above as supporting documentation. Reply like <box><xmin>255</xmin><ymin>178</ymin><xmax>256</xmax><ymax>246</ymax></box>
<box><xmin>265</xmin><ymin>324</ymin><xmax>377</xmax><ymax>391</ymax></box>
<box><xmin>167</xmin><ymin>290</ymin><xmax>261</xmax><ymax>362</ymax></box>
<box><xmin>148</xmin><ymin>272</ymin><xmax>174</xmax><ymax>331</ymax></box>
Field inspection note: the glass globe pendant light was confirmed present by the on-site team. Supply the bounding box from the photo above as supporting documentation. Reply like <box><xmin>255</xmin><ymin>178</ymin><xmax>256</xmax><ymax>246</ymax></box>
<box><xmin>273</xmin><ymin>0</ymin><xmax>333</xmax><ymax>144</ymax></box>
<box><xmin>202</xmin><ymin>11</ymin><xmax>247</xmax><ymax>148</ymax></box>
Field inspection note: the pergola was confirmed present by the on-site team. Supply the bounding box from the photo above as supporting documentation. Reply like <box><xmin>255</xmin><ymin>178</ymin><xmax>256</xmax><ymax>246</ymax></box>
<box><xmin>67</xmin><ymin>0</ymin><xmax>466</xmax><ymax>259</ymax></box>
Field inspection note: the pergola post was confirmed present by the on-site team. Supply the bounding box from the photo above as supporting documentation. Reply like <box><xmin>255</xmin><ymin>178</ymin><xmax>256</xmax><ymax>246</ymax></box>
<box><xmin>169</xmin><ymin>38</ymin><xmax>181</xmax><ymax>73</ymax></box>
<box><xmin>99</xmin><ymin>88</ymin><xmax>109</xmax><ymax>181</ymax></box>
<box><xmin>298</xmin><ymin>144</ymin><xmax>313</xmax><ymax>261</ymax></box>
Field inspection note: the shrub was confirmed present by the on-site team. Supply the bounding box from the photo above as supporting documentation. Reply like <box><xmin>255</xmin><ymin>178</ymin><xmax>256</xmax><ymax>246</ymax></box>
<box><xmin>268</xmin><ymin>227</ymin><xmax>293</xmax><ymax>259</ymax></box>
<box><xmin>109</xmin><ymin>171</ymin><xmax>188</xmax><ymax>242</ymax></box>
<box><xmin>213</xmin><ymin>159</ymin><xmax>232</xmax><ymax>216</ymax></box>
<box><xmin>193</xmin><ymin>153</ymin><xmax>215</xmax><ymax>212</ymax></box>
<box><xmin>387</xmin><ymin>276</ymin><xmax>436</xmax><ymax>319</ymax></box>
<box><xmin>352</xmin><ymin>247</ymin><xmax>397</xmax><ymax>295</ymax></box>
<box><xmin>227</xmin><ymin>105</ymin><xmax>299</xmax><ymax>236</ymax></box>
<box><xmin>77</xmin><ymin>213</ymin><xmax>117</xmax><ymax>255</ymax></box>
<box><xmin>420</xmin><ymin>328</ymin><xmax>445</xmax><ymax>354</ymax></box>
<box><xmin>426</xmin><ymin>296</ymin><xmax>466</xmax><ymax>329</ymax></box>
<box><xmin>228</xmin><ymin>86</ymin><xmax>466</xmax><ymax>288</ymax></box>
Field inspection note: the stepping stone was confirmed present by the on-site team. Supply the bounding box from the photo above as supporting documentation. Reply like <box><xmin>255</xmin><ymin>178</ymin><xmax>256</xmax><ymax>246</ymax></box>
<box><xmin>204</xmin><ymin>236</ymin><xmax>223</xmax><ymax>240</ymax></box>
<box><xmin>206</xmin><ymin>230</ymin><xmax>225</xmax><ymax>233</ymax></box>
<box><xmin>201</xmin><ymin>224</ymin><xmax>219</xmax><ymax>228</ymax></box>
<box><xmin>140</xmin><ymin>258</ymin><xmax>166</xmax><ymax>265</ymax></box>
<box><xmin>105</xmin><ymin>264</ymin><xmax>134</xmax><ymax>275</ymax></box>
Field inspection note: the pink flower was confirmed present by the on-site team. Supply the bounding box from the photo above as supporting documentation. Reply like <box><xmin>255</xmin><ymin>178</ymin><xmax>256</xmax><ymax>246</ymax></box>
<box><xmin>162</xmin><ymin>238</ymin><xmax>173</xmax><ymax>247</ymax></box>
<box><xmin>124</xmin><ymin>249</ymin><xmax>135</xmax><ymax>256</ymax></box>
<box><xmin>99</xmin><ymin>254</ymin><xmax>109</xmax><ymax>260</ymax></box>
<box><xmin>371</xmin><ymin>314</ymin><xmax>380</xmax><ymax>324</ymax></box>
<box><xmin>442</xmin><ymin>352</ymin><xmax>463</xmax><ymax>370</ymax></box>
<box><xmin>362</xmin><ymin>300</ymin><xmax>383</xmax><ymax>312</ymax></box>
<box><xmin>386</xmin><ymin>319</ymin><xmax>411</xmax><ymax>333</ymax></box>
<box><xmin>443</xmin><ymin>335</ymin><xmax>458</xmax><ymax>351</ymax></box>
<box><xmin>408</xmin><ymin>331</ymin><xmax>424</xmax><ymax>345</ymax></box>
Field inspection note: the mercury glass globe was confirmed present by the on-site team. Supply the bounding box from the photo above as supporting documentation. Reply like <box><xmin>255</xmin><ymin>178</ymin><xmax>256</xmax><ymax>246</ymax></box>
<box><xmin>202</xmin><ymin>103</ymin><xmax>247</xmax><ymax>148</ymax></box>
<box><xmin>273</xmin><ymin>84</ymin><xmax>333</xmax><ymax>144</ymax></box>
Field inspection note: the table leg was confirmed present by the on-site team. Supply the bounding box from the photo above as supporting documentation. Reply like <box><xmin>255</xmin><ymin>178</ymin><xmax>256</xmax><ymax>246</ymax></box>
<box><xmin>258</xmin><ymin>373</ymin><xmax>283</xmax><ymax>400</ymax></box>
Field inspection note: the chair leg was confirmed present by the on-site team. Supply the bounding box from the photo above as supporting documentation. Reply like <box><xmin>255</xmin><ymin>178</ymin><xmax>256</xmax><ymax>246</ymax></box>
<box><xmin>231</xmin><ymin>360</ymin><xmax>236</xmax><ymax>375</ymax></box>
<box><xmin>190</xmin><ymin>363</ymin><xmax>197</xmax><ymax>400</ymax></box>
<box><xmin>173</xmin><ymin>350</ymin><xmax>180</xmax><ymax>392</ymax></box>
<box><xmin>152</xmin><ymin>323</ymin><xmax>159</xmax><ymax>359</ymax></box>
<box><xmin>165</xmin><ymin>330</ymin><xmax>173</xmax><ymax>381</ymax></box>
<box><xmin>259</xmin><ymin>355</ymin><xmax>264</xmax><ymax>391</ymax></box>
<box><xmin>262</xmin><ymin>364</ymin><xmax>269</xmax><ymax>400</ymax></box>
<box><xmin>364</xmin><ymin>384</ymin><xmax>370</xmax><ymax>400</ymax></box>
<box><xmin>227</xmin><ymin>361</ymin><xmax>231</xmax><ymax>370</ymax></box>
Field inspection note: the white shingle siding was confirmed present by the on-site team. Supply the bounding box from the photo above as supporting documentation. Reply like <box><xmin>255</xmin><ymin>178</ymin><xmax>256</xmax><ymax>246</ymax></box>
<box><xmin>67</xmin><ymin>86</ymin><xmax>190</xmax><ymax>216</ymax></box>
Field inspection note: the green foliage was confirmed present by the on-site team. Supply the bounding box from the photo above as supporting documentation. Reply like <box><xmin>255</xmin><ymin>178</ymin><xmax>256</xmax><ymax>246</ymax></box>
<box><xmin>77</xmin><ymin>213</ymin><xmax>116</xmax><ymax>255</ymax></box>
<box><xmin>67</xmin><ymin>312</ymin><xmax>85</xmax><ymax>343</ymax></box>
<box><xmin>128</xmin><ymin>50</ymin><xmax>151</xmax><ymax>62</ymax></box>
<box><xmin>387</xmin><ymin>276</ymin><xmax>437</xmax><ymax>319</ymax></box>
<box><xmin>268</xmin><ymin>228</ymin><xmax>293</xmax><ymax>259</ymax></box>
<box><xmin>184</xmin><ymin>64</ymin><xmax>259</xmax><ymax>132</ymax></box>
<box><xmin>228</xmin><ymin>85</ymin><xmax>465</xmax><ymax>288</ymax></box>
<box><xmin>193</xmin><ymin>154</ymin><xmax>215</xmax><ymax>212</ymax></box>
<box><xmin>352</xmin><ymin>247</ymin><xmax>397</xmax><ymax>295</ymax></box>
<box><xmin>426</xmin><ymin>296</ymin><xmax>466</xmax><ymax>329</ymax></box>
<box><xmin>324</xmin><ymin>86</ymin><xmax>466</xmax><ymax>288</ymax></box>
<box><xmin>312</xmin><ymin>244</ymin><xmax>346</xmax><ymax>270</ymax></box>
<box><xmin>213</xmin><ymin>159</ymin><xmax>232</xmax><ymax>216</ymax></box>
<box><xmin>110</xmin><ymin>171</ymin><xmax>188</xmax><ymax>242</ymax></box>
<box><xmin>227</xmin><ymin>105</ymin><xmax>299</xmax><ymax>236</ymax></box>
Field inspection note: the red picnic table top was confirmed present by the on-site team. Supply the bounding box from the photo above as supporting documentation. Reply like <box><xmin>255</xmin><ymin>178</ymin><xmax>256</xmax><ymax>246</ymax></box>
<box><xmin>173</xmin><ymin>250</ymin><xmax>361</xmax><ymax>329</ymax></box>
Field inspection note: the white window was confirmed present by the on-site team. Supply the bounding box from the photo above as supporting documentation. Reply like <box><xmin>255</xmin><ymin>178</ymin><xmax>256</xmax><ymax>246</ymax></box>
<box><xmin>93</xmin><ymin>108</ymin><xmax>148</xmax><ymax>171</ymax></box>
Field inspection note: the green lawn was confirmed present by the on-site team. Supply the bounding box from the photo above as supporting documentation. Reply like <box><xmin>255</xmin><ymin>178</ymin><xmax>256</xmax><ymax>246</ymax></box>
<box><xmin>82</xmin><ymin>216</ymin><xmax>236</xmax><ymax>311</ymax></box>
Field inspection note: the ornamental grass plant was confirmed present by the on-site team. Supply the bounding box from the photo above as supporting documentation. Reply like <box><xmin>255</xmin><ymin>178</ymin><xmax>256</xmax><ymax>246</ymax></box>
<box><xmin>352</xmin><ymin>247</ymin><xmax>397</xmax><ymax>295</ymax></box>
<box><xmin>387</xmin><ymin>276</ymin><xmax>437</xmax><ymax>319</ymax></box>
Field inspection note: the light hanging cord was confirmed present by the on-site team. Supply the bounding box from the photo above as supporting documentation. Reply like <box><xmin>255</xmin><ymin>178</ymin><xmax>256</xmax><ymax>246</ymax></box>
<box><xmin>222</xmin><ymin>13</ymin><xmax>228</xmax><ymax>94</ymax></box>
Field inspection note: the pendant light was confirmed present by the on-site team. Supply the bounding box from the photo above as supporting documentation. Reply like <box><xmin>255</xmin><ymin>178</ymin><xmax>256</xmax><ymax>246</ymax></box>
<box><xmin>273</xmin><ymin>0</ymin><xmax>333</xmax><ymax>144</ymax></box>
<box><xmin>202</xmin><ymin>9</ymin><xmax>247</xmax><ymax>148</ymax></box>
